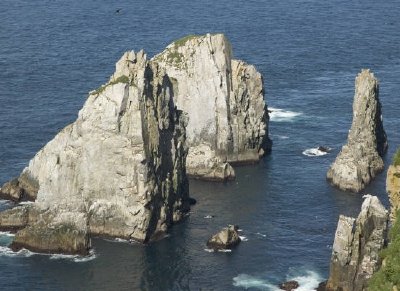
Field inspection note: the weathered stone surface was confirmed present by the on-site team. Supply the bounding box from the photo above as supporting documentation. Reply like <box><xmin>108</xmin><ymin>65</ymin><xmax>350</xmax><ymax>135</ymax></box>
<box><xmin>386</xmin><ymin>165</ymin><xmax>400</xmax><ymax>221</ymax></box>
<box><xmin>206</xmin><ymin>224</ymin><xmax>241</xmax><ymax>250</ymax></box>
<box><xmin>279</xmin><ymin>280</ymin><xmax>299</xmax><ymax>290</ymax></box>
<box><xmin>0</xmin><ymin>173</ymin><xmax>38</xmax><ymax>202</ymax></box>
<box><xmin>9</xmin><ymin>207</ymin><xmax>90</xmax><ymax>255</ymax></box>
<box><xmin>153</xmin><ymin>34</ymin><xmax>271</xmax><ymax>180</ymax></box>
<box><xmin>327</xmin><ymin>69</ymin><xmax>387</xmax><ymax>192</ymax></box>
<box><xmin>0</xmin><ymin>49</ymin><xmax>190</xmax><ymax>254</ymax></box>
<box><xmin>326</xmin><ymin>195</ymin><xmax>388</xmax><ymax>291</ymax></box>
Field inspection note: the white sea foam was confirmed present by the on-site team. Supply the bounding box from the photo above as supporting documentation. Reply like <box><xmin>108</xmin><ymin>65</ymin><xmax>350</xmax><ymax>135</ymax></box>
<box><xmin>18</xmin><ymin>201</ymin><xmax>34</xmax><ymax>205</ymax></box>
<box><xmin>269</xmin><ymin>107</ymin><xmax>302</xmax><ymax>122</ymax></box>
<box><xmin>256</xmin><ymin>232</ymin><xmax>267</xmax><ymax>237</ymax></box>
<box><xmin>0</xmin><ymin>246</ymin><xmax>35</xmax><ymax>257</ymax></box>
<box><xmin>204</xmin><ymin>215</ymin><xmax>214</xmax><ymax>219</ymax></box>
<box><xmin>233</xmin><ymin>269</ymin><xmax>323</xmax><ymax>290</ymax></box>
<box><xmin>239</xmin><ymin>235</ymin><xmax>248</xmax><ymax>242</ymax></box>
<box><xmin>275</xmin><ymin>135</ymin><xmax>289</xmax><ymax>140</ymax></box>
<box><xmin>302</xmin><ymin>148</ymin><xmax>328</xmax><ymax>157</ymax></box>
<box><xmin>50</xmin><ymin>249</ymin><xmax>96</xmax><ymax>262</ymax></box>
<box><xmin>218</xmin><ymin>249</ymin><xmax>232</xmax><ymax>253</ymax></box>
<box><xmin>0</xmin><ymin>245</ymin><xmax>96</xmax><ymax>262</ymax></box>
<box><xmin>287</xmin><ymin>270</ymin><xmax>322</xmax><ymax>291</ymax></box>
<box><xmin>233</xmin><ymin>274</ymin><xmax>277</xmax><ymax>290</ymax></box>
<box><xmin>0</xmin><ymin>231</ymin><xmax>15</xmax><ymax>237</ymax></box>
<box><xmin>204</xmin><ymin>248</ymin><xmax>214</xmax><ymax>253</ymax></box>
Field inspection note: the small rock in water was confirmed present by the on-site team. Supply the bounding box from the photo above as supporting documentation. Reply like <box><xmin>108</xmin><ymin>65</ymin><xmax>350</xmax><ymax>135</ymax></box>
<box><xmin>206</xmin><ymin>225</ymin><xmax>241</xmax><ymax>250</ymax></box>
<box><xmin>317</xmin><ymin>146</ymin><xmax>331</xmax><ymax>153</ymax></box>
<box><xmin>278</xmin><ymin>280</ymin><xmax>299</xmax><ymax>290</ymax></box>
<box><xmin>188</xmin><ymin>197</ymin><xmax>197</xmax><ymax>205</ymax></box>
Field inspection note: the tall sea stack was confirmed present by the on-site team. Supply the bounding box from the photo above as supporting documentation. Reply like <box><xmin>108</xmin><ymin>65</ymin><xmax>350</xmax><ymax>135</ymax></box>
<box><xmin>327</xmin><ymin>69</ymin><xmax>387</xmax><ymax>193</ymax></box>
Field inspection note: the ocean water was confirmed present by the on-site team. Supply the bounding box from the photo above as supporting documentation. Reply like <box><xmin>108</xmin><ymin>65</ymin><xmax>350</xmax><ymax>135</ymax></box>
<box><xmin>0</xmin><ymin>0</ymin><xmax>399</xmax><ymax>290</ymax></box>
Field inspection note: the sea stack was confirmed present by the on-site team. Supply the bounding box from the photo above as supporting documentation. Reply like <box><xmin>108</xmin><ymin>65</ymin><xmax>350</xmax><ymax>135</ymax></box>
<box><xmin>327</xmin><ymin>69</ymin><xmax>387</xmax><ymax>193</ymax></box>
<box><xmin>0</xmin><ymin>34</ymin><xmax>270</xmax><ymax>255</ymax></box>
<box><xmin>326</xmin><ymin>195</ymin><xmax>388</xmax><ymax>291</ymax></box>
<box><xmin>153</xmin><ymin>34</ymin><xmax>271</xmax><ymax>181</ymax></box>
<box><xmin>0</xmin><ymin>50</ymin><xmax>190</xmax><ymax>254</ymax></box>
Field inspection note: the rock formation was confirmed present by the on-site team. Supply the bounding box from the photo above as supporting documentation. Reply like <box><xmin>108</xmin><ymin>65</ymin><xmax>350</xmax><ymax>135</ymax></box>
<box><xmin>206</xmin><ymin>224</ymin><xmax>241</xmax><ymax>250</ymax></box>
<box><xmin>326</xmin><ymin>195</ymin><xmax>388</xmax><ymax>291</ymax></box>
<box><xmin>327</xmin><ymin>69</ymin><xmax>387</xmax><ymax>192</ymax></box>
<box><xmin>153</xmin><ymin>34</ymin><xmax>271</xmax><ymax>180</ymax></box>
<box><xmin>386</xmin><ymin>164</ymin><xmax>400</xmax><ymax>221</ymax></box>
<box><xmin>278</xmin><ymin>280</ymin><xmax>299</xmax><ymax>291</ymax></box>
<box><xmin>0</xmin><ymin>33</ymin><xmax>270</xmax><ymax>254</ymax></box>
<box><xmin>0</xmin><ymin>49</ymin><xmax>190</xmax><ymax>254</ymax></box>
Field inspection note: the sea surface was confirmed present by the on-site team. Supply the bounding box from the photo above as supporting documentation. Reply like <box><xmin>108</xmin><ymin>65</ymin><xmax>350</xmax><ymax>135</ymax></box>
<box><xmin>0</xmin><ymin>0</ymin><xmax>400</xmax><ymax>290</ymax></box>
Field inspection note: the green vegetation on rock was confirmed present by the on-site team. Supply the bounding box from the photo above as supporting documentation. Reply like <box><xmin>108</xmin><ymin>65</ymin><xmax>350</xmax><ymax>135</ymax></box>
<box><xmin>173</xmin><ymin>35</ymin><xmax>198</xmax><ymax>47</ymax></box>
<box><xmin>92</xmin><ymin>75</ymin><xmax>130</xmax><ymax>95</ymax></box>
<box><xmin>368</xmin><ymin>210</ymin><xmax>400</xmax><ymax>290</ymax></box>
<box><xmin>393</xmin><ymin>148</ymin><xmax>400</xmax><ymax>166</ymax></box>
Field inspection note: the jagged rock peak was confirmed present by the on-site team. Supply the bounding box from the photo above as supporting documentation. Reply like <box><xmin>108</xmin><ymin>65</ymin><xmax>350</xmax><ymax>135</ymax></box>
<box><xmin>327</xmin><ymin>69</ymin><xmax>387</xmax><ymax>193</ymax></box>
<box><xmin>152</xmin><ymin>33</ymin><xmax>271</xmax><ymax>181</ymax></box>
<box><xmin>0</xmin><ymin>48</ymin><xmax>190</xmax><ymax>254</ymax></box>
<box><xmin>326</xmin><ymin>195</ymin><xmax>388</xmax><ymax>291</ymax></box>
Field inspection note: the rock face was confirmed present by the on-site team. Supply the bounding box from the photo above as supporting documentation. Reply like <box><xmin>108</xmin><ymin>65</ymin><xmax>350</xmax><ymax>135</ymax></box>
<box><xmin>278</xmin><ymin>280</ymin><xmax>299</xmax><ymax>290</ymax></box>
<box><xmin>0</xmin><ymin>49</ymin><xmax>190</xmax><ymax>254</ymax></box>
<box><xmin>327</xmin><ymin>69</ymin><xmax>387</xmax><ymax>192</ymax></box>
<box><xmin>326</xmin><ymin>195</ymin><xmax>388</xmax><ymax>291</ymax></box>
<box><xmin>206</xmin><ymin>225</ymin><xmax>241</xmax><ymax>250</ymax></box>
<box><xmin>386</xmin><ymin>165</ymin><xmax>400</xmax><ymax>221</ymax></box>
<box><xmin>153</xmin><ymin>34</ymin><xmax>271</xmax><ymax>180</ymax></box>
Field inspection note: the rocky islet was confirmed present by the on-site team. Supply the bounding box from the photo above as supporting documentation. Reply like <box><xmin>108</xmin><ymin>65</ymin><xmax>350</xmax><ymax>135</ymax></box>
<box><xmin>0</xmin><ymin>34</ymin><xmax>271</xmax><ymax>255</ymax></box>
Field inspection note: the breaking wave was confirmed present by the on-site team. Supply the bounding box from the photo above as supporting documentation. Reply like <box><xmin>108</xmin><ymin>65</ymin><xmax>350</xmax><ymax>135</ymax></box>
<box><xmin>269</xmin><ymin>107</ymin><xmax>302</xmax><ymax>122</ymax></box>
<box><xmin>233</xmin><ymin>269</ymin><xmax>323</xmax><ymax>290</ymax></box>
<box><xmin>302</xmin><ymin>147</ymin><xmax>330</xmax><ymax>157</ymax></box>
<box><xmin>0</xmin><ymin>244</ymin><xmax>96</xmax><ymax>262</ymax></box>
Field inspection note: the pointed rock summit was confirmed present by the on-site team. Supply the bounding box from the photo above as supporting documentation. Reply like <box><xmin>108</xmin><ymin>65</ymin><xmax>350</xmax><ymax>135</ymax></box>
<box><xmin>327</xmin><ymin>69</ymin><xmax>387</xmax><ymax>192</ymax></box>
<box><xmin>326</xmin><ymin>195</ymin><xmax>388</xmax><ymax>291</ymax></box>
<box><xmin>0</xmin><ymin>50</ymin><xmax>190</xmax><ymax>254</ymax></box>
<box><xmin>153</xmin><ymin>34</ymin><xmax>271</xmax><ymax>181</ymax></box>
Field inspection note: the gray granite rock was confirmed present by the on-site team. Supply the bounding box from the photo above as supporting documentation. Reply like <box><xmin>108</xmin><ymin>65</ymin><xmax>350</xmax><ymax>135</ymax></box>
<box><xmin>206</xmin><ymin>225</ymin><xmax>241</xmax><ymax>250</ymax></box>
<box><xmin>327</xmin><ymin>69</ymin><xmax>387</xmax><ymax>192</ymax></box>
<box><xmin>326</xmin><ymin>195</ymin><xmax>388</xmax><ymax>291</ymax></box>
<box><xmin>0</xmin><ymin>49</ymin><xmax>190</xmax><ymax>254</ymax></box>
<box><xmin>153</xmin><ymin>34</ymin><xmax>271</xmax><ymax>180</ymax></box>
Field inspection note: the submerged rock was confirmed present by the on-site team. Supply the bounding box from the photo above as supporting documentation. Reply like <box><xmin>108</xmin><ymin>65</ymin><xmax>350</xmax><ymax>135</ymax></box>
<box><xmin>0</xmin><ymin>49</ymin><xmax>190</xmax><ymax>254</ymax></box>
<box><xmin>279</xmin><ymin>280</ymin><xmax>299</xmax><ymax>290</ymax></box>
<box><xmin>206</xmin><ymin>225</ymin><xmax>241</xmax><ymax>250</ymax></box>
<box><xmin>327</xmin><ymin>69</ymin><xmax>387</xmax><ymax>192</ymax></box>
<box><xmin>153</xmin><ymin>34</ymin><xmax>271</xmax><ymax>180</ymax></box>
<box><xmin>326</xmin><ymin>195</ymin><xmax>388</xmax><ymax>291</ymax></box>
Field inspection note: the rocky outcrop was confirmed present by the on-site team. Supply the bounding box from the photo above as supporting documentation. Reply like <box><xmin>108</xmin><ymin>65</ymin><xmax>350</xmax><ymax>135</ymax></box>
<box><xmin>206</xmin><ymin>225</ymin><xmax>241</xmax><ymax>250</ymax></box>
<box><xmin>327</xmin><ymin>69</ymin><xmax>387</xmax><ymax>192</ymax></box>
<box><xmin>153</xmin><ymin>34</ymin><xmax>271</xmax><ymax>180</ymax></box>
<box><xmin>386</xmin><ymin>165</ymin><xmax>400</xmax><ymax>221</ymax></box>
<box><xmin>278</xmin><ymin>281</ymin><xmax>299</xmax><ymax>290</ymax></box>
<box><xmin>326</xmin><ymin>195</ymin><xmax>388</xmax><ymax>291</ymax></box>
<box><xmin>0</xmin><ymin>172</ymin><xmax>38</xmax><ymax>201</ymax></box>
<box><xmin>0</xmin><ymin>49</ymin><xmax>190</xmax><ymax>254</ymax></box>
